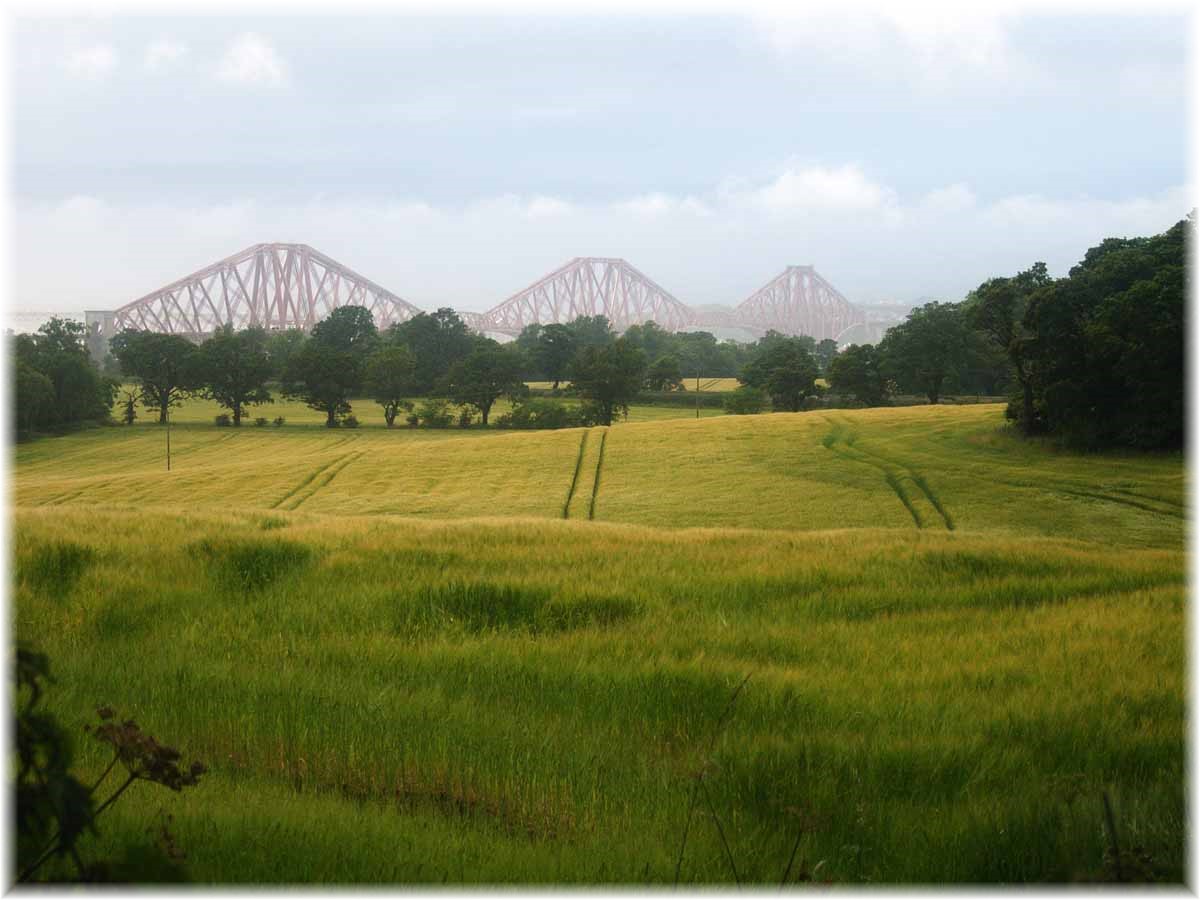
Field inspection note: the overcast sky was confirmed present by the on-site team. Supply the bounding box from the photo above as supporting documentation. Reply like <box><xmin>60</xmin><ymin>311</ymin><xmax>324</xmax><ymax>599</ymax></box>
<box><xmin>8</xmin><ymin>7</ymin><xmax>1192</xmax><ymax>322</ymax></box>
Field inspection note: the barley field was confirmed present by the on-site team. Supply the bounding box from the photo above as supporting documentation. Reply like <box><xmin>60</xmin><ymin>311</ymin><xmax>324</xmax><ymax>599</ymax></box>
<box><xmin>11</xmin><ymin>403</ymin><xmax>1186</xmax><ymax>883</ymax></box>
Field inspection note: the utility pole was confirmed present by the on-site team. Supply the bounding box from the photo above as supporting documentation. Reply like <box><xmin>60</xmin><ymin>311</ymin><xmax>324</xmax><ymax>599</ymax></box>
<box><xmin>695</xmin><ymin>365</ymin><xmax>701</xmax><ymax>420</ymax></box>
<box><xmin>165</xmin><ymin>407</ymin><xmax>171</xmax><ymax>471</ymax></box>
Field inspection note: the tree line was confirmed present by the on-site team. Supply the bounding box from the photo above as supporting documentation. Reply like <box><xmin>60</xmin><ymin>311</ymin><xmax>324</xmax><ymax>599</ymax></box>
<box><xmin>826</xmin><ymin>216</ymin><xmax>1187</xmax><ymax>450</ymax></box>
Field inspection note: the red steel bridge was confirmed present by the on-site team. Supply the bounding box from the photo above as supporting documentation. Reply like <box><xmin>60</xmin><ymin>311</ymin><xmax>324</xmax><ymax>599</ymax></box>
<box><xmin>86</xmin><ymin>243</ymin><xmax>866</xmax><ymax>353</ymax></box>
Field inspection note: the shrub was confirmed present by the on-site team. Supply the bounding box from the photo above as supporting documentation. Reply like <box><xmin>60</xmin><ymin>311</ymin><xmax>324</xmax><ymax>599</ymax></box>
<box><xmin>416</xmin><ymin>399</ymin><xmax>454</xmax><ymax>428</ymax></box>
<box><xmin>214</xmin><ymin>414</ymin><xmax>232</xmax><ymax>427</ymax></box>
<box><xmin>405</xmin><ymin>413</ymin><xmax>419</xmax><ymax>428</ymax></box>
<box><xmin>457</xmin><ymin>409</ymin><xmax>473</xmax><ymax>428</ymax></box>
<box><xmin>503</xmin><ymin>398</ymin><xmax>585</xmax><ymax>430</ymax></box>
<box><xmin>342</xmin><ymin>415</ymin><xmax>359</xmax><ymax>429</ymax></box>
<box><xmin>724</xmin><ymin>386</ymin><xmax>768</xmax><ymax>415</ymax></box>
<box><xmin>272</xmin><ymin>416</ymin><xmax>285</xmax><ymax>427</ymax></box>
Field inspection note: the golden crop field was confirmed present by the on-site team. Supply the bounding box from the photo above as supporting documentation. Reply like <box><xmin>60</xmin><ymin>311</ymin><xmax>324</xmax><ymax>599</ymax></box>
<box><xmin>12</xmin><ymin>403</ymin><xmax>1186</xmax><ymax>883</ymax></box>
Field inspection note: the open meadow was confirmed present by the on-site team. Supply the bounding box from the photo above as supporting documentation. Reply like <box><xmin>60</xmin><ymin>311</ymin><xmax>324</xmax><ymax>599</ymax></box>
<box><xmin>11</xmin><ymin>403</ymin><xmax>1186</xmax><ymax>883</ymax></box>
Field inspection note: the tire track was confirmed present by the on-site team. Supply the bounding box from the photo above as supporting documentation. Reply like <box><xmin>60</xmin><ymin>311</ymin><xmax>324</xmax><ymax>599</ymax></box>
<box><xmin>587</xmin><ymin>428</ymin><xmax>609</xmax><ymax>521</ymax></box>
<box><xmin>822</xmin><ymin>422</ymin><xmax>953</xmax><ymax>530</ymax></box>
<box><xmin>269</xmin><ymin>454</ymin><xmax>353</xmax><ymax>510</ymax></box>
<box><xmin>562</xmin><ymin>430</ymin><xmax>590</xmax><ymax>519</ymax></box>
<box><xmin>285</xmin><ymin>451</ymin><xmax>364</xmax><ymax>511</ymax></box>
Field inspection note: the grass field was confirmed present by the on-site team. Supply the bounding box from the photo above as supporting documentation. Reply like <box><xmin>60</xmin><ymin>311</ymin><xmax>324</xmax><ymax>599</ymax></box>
<box><xmin>11</xmin><ymin>403</ymin><xmax>1186</xmax><ymax>883</ymax></box>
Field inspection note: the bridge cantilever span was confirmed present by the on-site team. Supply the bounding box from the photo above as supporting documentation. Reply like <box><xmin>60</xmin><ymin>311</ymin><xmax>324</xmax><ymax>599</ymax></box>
<box><xmin>109</xmin><ymin>242</ymin><xmax>423</xmax><ymax>338</ymax></box>
<box><xmin>85</xmin><ymin>244</ymin><xmax>869</xmax><ymax>359</ymax></box>
<box><xmin>475</xmin><ymin>257</ymin><xmax>696</xmax><ymax>337</ymax></box>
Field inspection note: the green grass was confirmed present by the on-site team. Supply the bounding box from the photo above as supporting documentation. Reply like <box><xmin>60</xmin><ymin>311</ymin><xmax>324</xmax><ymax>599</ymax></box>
<box><xmin>11</xmin><ymin>403</ymin><xmax>1186</xmax><ymax>884</ymax></box>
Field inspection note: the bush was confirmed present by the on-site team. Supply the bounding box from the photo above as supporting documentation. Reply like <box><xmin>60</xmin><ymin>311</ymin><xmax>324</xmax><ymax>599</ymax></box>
<box><xmin>457</xmin><ymin>409</ymin><xmax>474</xmax><ymax>428</ymax></box>
<box><xmin>214</xmin><ymin>414</ymin><xmax>232</xmax><ymax>427</ymax></box>
<box><xmin>254</xmin><ymin>417</ymin><xmax>269</xmax><ymax>427</ymax></box>
<box><xmin>405</xmin><ymin>413</ymin><xmax>419</xmax><ymax>428</ymax></box>
<box><xmin>272</xmin><ymin>416</ymin><xmax>285</xmax><ymax>427</ymax></box>
<box><xmin>342</xmin><ymin>415</ymin><xmax>359</xmax><ymax>429</ymax></box>
<box><xmin>724</xmin><ymin>386</ymin><xmax>768</xmax><ymax>415</ymax></box>
<box><xmin>501</xmin><ymin>398</ymin><xmax>586</xmax><ymax>430</ymax></box>
<box><xmin>415</xmin><ymin>399</ymin><xmax>454</xmax><ymax>428</ymax></box>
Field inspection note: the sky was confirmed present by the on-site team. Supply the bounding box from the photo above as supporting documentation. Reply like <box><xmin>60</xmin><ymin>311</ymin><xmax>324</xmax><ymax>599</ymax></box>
<box><xmin>6</xmin><ymin>5</ymin><xmax>1193</xmax><ymax>324</ymax></box>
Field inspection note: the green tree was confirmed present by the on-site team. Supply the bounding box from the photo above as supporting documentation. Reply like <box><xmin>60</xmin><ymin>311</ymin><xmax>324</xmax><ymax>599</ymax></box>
<box><xmin>109</xmin><ymin>330</ymin><xmax>201</xmax><ymax>424</ymax></box>
<box><xmin>876</xmin><ymin>302</ymin><xmax>969</xmax><ymax>404</ymax></box>
<box><xmin>15</xmin><ymin>318</ymin><xmax>115</xmax><ymax>429</ymax></box>
<box><xmin>264</xmin><ymin>328</ymin><xmax>308</xmax><ymax>379</ymax></box>
<box><xmin>828</xmin><ymin>344</ymin><xmax>889</xmax><ymax>406</ymax></box>
<box><xmin>14</xmin><ymin>362</ymin><xmax>55</xmax><ymax>434</ymax></box>
<box><xmin>739</xmin><ymin>336</ymin><xmax>819</xmax><ymax>412</ymax></box>
<box><xmin>363</xmin><ymin>343</ymin><xmax>417</xmax><ymax>427</ymax></box>
<box><xmin>569</xmin><ymin>338</ymin><xmax>647</xmax><ymax>426</ymax></box>
<box><xmin>531</xmin><ymin>323</ymin><xmax>577</xmax><ymax>389</ymax></box>
<box><xmin>443</xmin><ymin>345</ymin><xmax>526</xmax><ymax>425</ymax></box>
<box><xmin>723</xmin><ymin>385</ymin><xmax>768</xmax><ymax>415</ymax></box>
<box><xmin>813</xmin><ymin>338</ymin><xmax>839</xmax><ymax>374</ymax></box>
<box><xmin>967</xmin><ymin>262</ymin><xmax>1051</xmax><ymax>431</ymax></box>
<box><xmin>310</xmin><ymin>306</ymin><xmax>379</xmax><ymax>355</ymax></box>
<box><xmin>280</xmin><ymin>343</ymin><xmax>360</xmax><ymax>427</ymax></box>
<box><xmin>195</xmin><ymin>325</ymin><xmax>273</xmax><ymax>426</ymax></box>
<box><xmin>388</xmin><ymin>308</ymin><xmax>474</xmax><ymax>394</ymax></box>
<box><xmin>566</xmin><ymin>315</ymin><xmax>614</xmax><ymax>349</ymax></box>
<box><xmin>645</xmin><ymin>354</ymin><xmax>684</xmax><ymax>391</ymax></box>
<box><xmin>1021</xmin><ymin>217</ymin><xmax>1187</xmax><ymax>449</ymax></box>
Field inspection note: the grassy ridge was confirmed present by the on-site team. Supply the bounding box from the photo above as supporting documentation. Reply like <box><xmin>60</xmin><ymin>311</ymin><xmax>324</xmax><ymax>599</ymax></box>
<box><xmin>11</xmin><ymin>404</ymin><xmax>1187</xmax><ymax>882</ymax></box>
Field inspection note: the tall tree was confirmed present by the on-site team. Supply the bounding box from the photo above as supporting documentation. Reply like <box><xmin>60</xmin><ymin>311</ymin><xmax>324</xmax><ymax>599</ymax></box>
<box><xmin>645</xmin><ymin>355</ymin><xmax>684</xmax><ymax>391</ymax></box>
<box><xmin>109</xmin><ymin>330</ymin><xmax>201</xmax><ymax>424</ymax></box>
<box><xmin>968</xmin><ymin>262</ymin><xmax>1051</xmax><ymax>432</ymax></box>
<box><xmin>388</xmin><ymin>308</ymin><xmax>475</xmax><ymax>394</ymax></box>
<box><xmin>876</xmin><ymin>302</ymin><xmax>969</xmax><ymax>404</ymax></box>
<box><xmin>363</xmin><ymin>343</ymin><xmax>417</xmax><ymax>427</ymax></box>
<box><xmin>569</xmin><ymin>337</ymin><xmax>647</xmax><ymax>426</ymax></box>
<box><xmin>264</xmin><ymin>328</ymin><xmax>308</xmax><ymax>379</ymax></box>
<box><xmin>566</xmin><ymin>315</ymin><xmax>614</xmax><ymax>349</ymax></box>
<box><xmin>280</xmin><ymin>343</ymin><xmax>361</xmax><ymax>427</ymax></box>
<box><xmin>739</xmin><ymin>336</ymin><xmax>819</xmax><ymax>412</ymax></box>
<box><xmin>195</xmin><ymin>325</ymin><xmax>273</xmax><ymax>426</ymax></box>
<box><xmin>828</xmin><ymin>344</ymin><xmax>889</xmax><ymax>406</ymax></box>
<box><xmin>310</xmin><ymin>306</ymin><xmax>379</xmax><ymax>355</ymax></box>
<box><xmin>532</xmin><ymin>323</ymin><xmax>577</xmax><ymax>389</ymax></box>
<box><xmin>443</xmin><ymin>344</ymin><xmax>526</xmax><ymax>425</ymax></box>
<box><xmin>15</xmin><ymin>318</ymin><xmax>115</xmax><ymax>428</ymax></box>
<box><xmin>813</xmin><ymin>338</ymin><xmax>839</xmax><ymax>374</ymax></box>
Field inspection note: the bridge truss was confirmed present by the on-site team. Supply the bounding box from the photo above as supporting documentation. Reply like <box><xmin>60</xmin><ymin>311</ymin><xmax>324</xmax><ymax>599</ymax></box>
<box><xmin>733</xmin><ymin>266</ymin><xmax>866</xmax><ymax>342</ymax></box>
<box><xmin>111</xmin><ymin>243</ymin><xmax>423</xmax><ymax>337</ymax></box>
<box><xmin>93</xmin><ymin>244</ymin><xmax>869</xmax><ymax>348</ymax></box>
<box><xmin>475</xmin><ymin>257</ymin><xmax>695</xmax><ymax>336</ymax></box>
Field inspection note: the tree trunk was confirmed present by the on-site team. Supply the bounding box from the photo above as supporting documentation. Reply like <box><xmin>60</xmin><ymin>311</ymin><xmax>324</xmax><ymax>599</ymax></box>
<box><xmin>552</xmin><ymin>378</ymin><xmax>560</xmax><ymax>391</ymax></box>
<box><xmin>480</xmin><ymin>403</ymin><xmax>491</xmax><ymax>425</ymax></box>
<box><xmin>233</xmin><ymin>405</ymin><xmax>242</xmax><ymax>426</ymax></box>
<box><xmin>326</xmin><ymin>407</ymin><xmax>337</xmax><ymax>427</ymax></box>
<box><xmin>1021</xmin><ymin>379</ymin><xmax>1035</xmax><ymax>433</ymax></box>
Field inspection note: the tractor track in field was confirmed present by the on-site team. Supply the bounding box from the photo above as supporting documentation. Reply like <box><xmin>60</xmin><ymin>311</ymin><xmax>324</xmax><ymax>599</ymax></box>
<box><xmin>270</xmin><ymin>452</ymin><xmax>356</xmax><ymax>510</ymax></box>
<box><xmin>284</xmin><ymin>451</ymin><xmax>365</xmax><ymax>511</ymax></box>
<box><xmin>821</xmin><ymin>421</ymin><xmax>954</xmax><ymax>531</ymax></box>
<box><xmin>588</xmin><ymin>429</ymin><xmax>609</xmax><ymax>521</ymax></box>
<box><xmin>562</xmin><ymin>431</ymin><xmax>590</xmax><ymax>518</ymax></box>
<box><xmin>897</xmin><ymin>440</ymin><xmax>1185</xmax><ymax>520</ymax></box>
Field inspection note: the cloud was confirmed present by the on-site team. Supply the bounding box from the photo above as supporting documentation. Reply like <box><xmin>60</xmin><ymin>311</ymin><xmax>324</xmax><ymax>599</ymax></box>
<box><xmin>921</xmin><ymin>183</ymin><xmax>976</xmax><ymax>214</ymax></box>
<box><xmin>616</xmin><ymin>193</ymin><xmax>714</xmax><ymax>218</ymax></box>
<box><xmin>63</xmin><ymin>44</ymin><xmax>117</xmax><ymax>79</ymax></box>
<box><xmin>733</xmin><ymin>164</ymin><xmax>898</xmax><ymax>216</ymax></box>
<box><xmin>752</xmin><ymin>4</ymin><xmax>1033</xmax><ymax>92</ymax></box>
<box><xmin>144</xmin><ymin>39</ymin><xmax>188</xmax><ymax>72</ymax></box>
<box><xmin>216</xmin><ymin>33</ymin><xmax>288</xmax><ymax>86</ymax></box>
